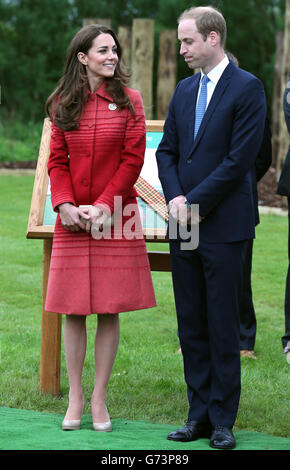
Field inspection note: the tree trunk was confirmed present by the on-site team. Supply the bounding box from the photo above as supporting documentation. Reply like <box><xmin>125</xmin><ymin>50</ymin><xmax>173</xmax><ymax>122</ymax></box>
<box><xmin>276</xmin><ymin>0</ymin><xmax>290</xmax><ymax>179</ymax></box>
<box><xmin>131</xmin><ymin>19</ymin><xmax>154</xmax><ymax>119</ymax></box>
<box><xmin>156</xmin><ymin>29</ymin><xmax>177</xmax><ymax>119</ymax></box>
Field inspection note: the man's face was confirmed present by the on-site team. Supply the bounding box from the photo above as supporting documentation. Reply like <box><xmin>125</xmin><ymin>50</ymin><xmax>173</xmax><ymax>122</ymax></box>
<box><xmin>178</xmin><ymin>19</ymin><xmax>212</xmax><ymax>71</ymax></box>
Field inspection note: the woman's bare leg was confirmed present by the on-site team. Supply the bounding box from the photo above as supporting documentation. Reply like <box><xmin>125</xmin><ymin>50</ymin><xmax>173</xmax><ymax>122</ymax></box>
<box><xmin>91</xmin><ymin>313</ymin><xmax>120</xmax><ymax>423</ymax></box>
<box><xmin>63</xmin><ymin>314</ymin><xmax>87</xmax><ymax>420</ymax></box>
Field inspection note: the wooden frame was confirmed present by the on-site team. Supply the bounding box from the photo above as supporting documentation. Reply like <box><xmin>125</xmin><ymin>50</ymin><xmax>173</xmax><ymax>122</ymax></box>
<box><xmin>27</xmin><ymin>118</ymin><xmax>167</xmax><ymax>239</ymax></box>
<box><xmin>26</xmin><ymin>118</ymin><xmax>170</xmax><ymax>396</ymax></box>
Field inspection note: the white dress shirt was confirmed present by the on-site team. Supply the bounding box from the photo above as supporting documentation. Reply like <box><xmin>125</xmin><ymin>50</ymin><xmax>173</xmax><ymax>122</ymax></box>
<box><xmin>197</xmin><ymin>55</ymin><xmax>230</xmax><ymax>109</ymax></box>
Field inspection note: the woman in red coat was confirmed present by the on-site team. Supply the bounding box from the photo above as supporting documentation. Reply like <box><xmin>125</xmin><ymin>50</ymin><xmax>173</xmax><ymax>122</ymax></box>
<box><xmin>45</xmin><ymin>24</ymin><xmax>156</xmax><ymax>432</ymax></box>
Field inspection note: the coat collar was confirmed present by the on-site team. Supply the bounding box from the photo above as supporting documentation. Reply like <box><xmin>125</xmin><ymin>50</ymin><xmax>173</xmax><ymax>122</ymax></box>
<box><xmin>87</xmin><ymin>80</ymin><xmax>115</xmax><ymax>102</ymax></box>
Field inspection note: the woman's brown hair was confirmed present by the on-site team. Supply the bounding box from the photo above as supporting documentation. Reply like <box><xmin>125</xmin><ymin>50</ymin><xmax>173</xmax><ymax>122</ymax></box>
<box><xmin>45</xmin><ymin>24</ymin><xmax>134</xmax><ymax>130</ymax></box>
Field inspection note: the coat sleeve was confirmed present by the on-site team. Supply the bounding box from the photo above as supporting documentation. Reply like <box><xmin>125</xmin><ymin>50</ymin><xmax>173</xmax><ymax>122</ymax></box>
<box><xmin>277</xmin><ymin>72</ymin><xmax>290</xmax><ymax>196</ymax></box>
<box><xmin>284</xmin><ymin>72</ymin><xmax>290</xmax><ymax>135</ymax></box>
<box><xmin>255</xmin><ymin>115</ymin><xmax>272</xmax><ymax>182</ymax></box>
<box><xmin>185</xmin><ymin>77</ymin><xmax>267</xmax><ymax>217</ymax></box>
<box><xmin>47</xmin><ymin>120</ymin><xmax>76</xmax><ymax>211</ymax></box>
<box><xmin>92</xmin><ymin>90</ymin><xmax>146</xmax><ymax>213</ymax></box>
<box><xmin>156</xmin><ymin>82</ymin><xmax>185</xmax><ymax>204</ymax></box>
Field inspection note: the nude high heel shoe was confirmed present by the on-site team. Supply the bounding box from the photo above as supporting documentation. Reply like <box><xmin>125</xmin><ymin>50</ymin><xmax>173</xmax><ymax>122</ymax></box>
<box><xmin>62</xmin><ymin>397</ymin><xmax>85</xmax><ymax>431</ymax></box>
<box><xmin>93</xmin><ymin>420</ymin><xmax>112</xmax><ymax>432</ymax></box>
<box><xmin>62</xmin><ymin>418</ymin><xmax>81</xmax><ymax>431</ymax></box>
<box><xmin>91</xmin><ymin>402</ymin><xmax>112</xmax><ymax>431</ymax></box>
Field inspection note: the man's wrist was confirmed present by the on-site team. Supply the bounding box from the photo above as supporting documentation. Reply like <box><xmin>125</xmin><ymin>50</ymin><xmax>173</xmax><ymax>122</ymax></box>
<box><xmin>184</xmin><ymin>199</ymin><xmax>205</xmax><ymax>221</ymax></box>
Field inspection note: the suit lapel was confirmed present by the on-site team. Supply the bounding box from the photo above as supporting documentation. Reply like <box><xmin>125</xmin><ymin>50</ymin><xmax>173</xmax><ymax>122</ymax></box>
<box><xmin>188</xmin><ymin>62</ymin><xmax>234</xmax><ymax>157</ymax></box>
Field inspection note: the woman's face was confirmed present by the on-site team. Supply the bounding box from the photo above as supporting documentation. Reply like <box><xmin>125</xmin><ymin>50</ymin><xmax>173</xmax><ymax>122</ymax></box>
<box><xmin>78</xmin><ymin>33</ymin><xmax>119</xmax><ymax>80</ymax></box>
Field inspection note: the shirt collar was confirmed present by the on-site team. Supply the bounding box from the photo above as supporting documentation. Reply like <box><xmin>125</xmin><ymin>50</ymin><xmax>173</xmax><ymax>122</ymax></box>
<box><xmin>200</xmin><ymin>55</ymin><xmax>229</xmax><ymax>85</ymax></box>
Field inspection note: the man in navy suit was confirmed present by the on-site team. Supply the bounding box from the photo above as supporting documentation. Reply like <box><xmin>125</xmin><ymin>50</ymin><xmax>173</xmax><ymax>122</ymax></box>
<box><xmin>156</xmin><ymin>6</ymin><xmax>267</xmax><ymax>449</ymax></box>
<box><xmin>277</xmin><ymin>72</ymin><xmax>290</xmax><ymax>362</ymax></box>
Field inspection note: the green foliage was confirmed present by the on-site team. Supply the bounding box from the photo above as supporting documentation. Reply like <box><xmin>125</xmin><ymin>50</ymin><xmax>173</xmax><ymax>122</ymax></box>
<box><xmin>0</xmin><ymin>120</ymin><xmax>42</xmax><ymax>162</ymax></box>
<box><xmin>219</xmin><ymin>0</ymin><xmax>285</xmax><ymax>109</ymax></box>
<box><xmin>0</xmin><ymin>0</ymin><xmax>78</xmax><ymax>121</ymax></box>
<box><xmin>0</xmin><ymin>0</ymin><xmax>286</xmax><ymax>123</ymax></box>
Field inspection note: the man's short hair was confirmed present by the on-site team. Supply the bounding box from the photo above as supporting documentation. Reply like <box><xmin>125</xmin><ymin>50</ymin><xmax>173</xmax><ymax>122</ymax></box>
<box><xmin>178</xmin><ymin>6</ymin><xmax>227</xmax><ymax>48</ymax></box>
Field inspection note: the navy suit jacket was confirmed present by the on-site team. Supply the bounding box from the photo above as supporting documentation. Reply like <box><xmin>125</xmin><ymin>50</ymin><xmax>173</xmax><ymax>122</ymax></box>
<box><xmin>277</xmin><ymin>72</ymin><xmax>290</xmax><ymax>197</ymax></box>
<box><xmin>156</xmin><ymin>61</ymin><xmax>267</xmax><ymax>243</ymax></box>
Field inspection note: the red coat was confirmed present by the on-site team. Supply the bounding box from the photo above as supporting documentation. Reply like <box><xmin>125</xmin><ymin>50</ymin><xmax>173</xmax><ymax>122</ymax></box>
<box><xmin>45</xmin><ymin>82</ymin><xmax>156</xmax><ymax>315</ymax></box>
<box><xmin>48</xmin><ymin>81</ymin><xmax>146</xmax><ymax>214</ymax></box>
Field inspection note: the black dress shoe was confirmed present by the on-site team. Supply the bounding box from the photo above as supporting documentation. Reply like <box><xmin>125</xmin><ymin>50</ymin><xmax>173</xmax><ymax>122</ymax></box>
<box><xmin>210</xmin><ymin>426</ymin><xmax>236</xmax><ymax>449</ymax></box>
<box><xmin>167</xmin><ymin>420</ymin><xmax>212</xmax><ymax>442</ymax></box>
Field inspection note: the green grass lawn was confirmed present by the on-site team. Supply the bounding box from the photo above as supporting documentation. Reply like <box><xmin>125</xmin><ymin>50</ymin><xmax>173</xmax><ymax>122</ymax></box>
<box><xmin>0</xmin><ymin>173</ymin><xmax>289</xmax><ymax>438</ymax></box>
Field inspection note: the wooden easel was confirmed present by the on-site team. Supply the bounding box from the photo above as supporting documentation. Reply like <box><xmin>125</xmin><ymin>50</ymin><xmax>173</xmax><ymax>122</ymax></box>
<box><xmin>27</xmin><ymin>118</ymin><xmax>170</xmax><ymax>396</ymax></box>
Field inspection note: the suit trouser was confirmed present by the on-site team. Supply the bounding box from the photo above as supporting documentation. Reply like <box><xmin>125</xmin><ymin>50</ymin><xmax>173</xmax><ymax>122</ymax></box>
<box><xmin>169</xmin><ymin>238</ymin><xmax>248</xmax><ymax>428</ymax></box>
<box><xmin>282</xmin><ymin>198</ymin><xmax>290</xmax><ymax>348</ymax></box>
<box><xmin>240</xmin><ymin>239</ymin><xmax>257</xmax><ymax>350</ymax></box>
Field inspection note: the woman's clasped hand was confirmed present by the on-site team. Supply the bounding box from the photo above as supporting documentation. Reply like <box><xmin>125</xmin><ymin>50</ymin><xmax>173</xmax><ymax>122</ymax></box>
<box><xmin>59</xmin><ymin>203</ymin><xmax>112</xmax><ymax>234</ymax></box>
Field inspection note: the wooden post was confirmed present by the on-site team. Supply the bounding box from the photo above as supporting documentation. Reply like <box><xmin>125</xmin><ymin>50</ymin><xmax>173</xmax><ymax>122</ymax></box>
<box><xmin>272</xmin><ymin>31</ymin><xmax>284</xmax><ymax>164</ymax></box>
<box><xmin>40</xmin><ymin>239</ymin><xmax>62</xmax><ymax>396</ymax></box>
<box><xmin>83</xmin><ymin>18</ymin><xmax>96</xmax><ymax>26</ymax></box>
<box><xmin>83</xmin><ymin>18</ymin><xmax>111</xmax><ymax>27</ymax></box>
<box><xmin>118</xmin><ymin>26</ymin><xmax>132</xmax><ymax>71</ymax></box>
<box><xmin>148</xmin><ymin>251</ymin><xmax>171</xmax><ymax>271</ymax></box>
<box><xmin>131</xmin><ymin>19</ymin><xmax>154</xmax><ymax>119</ymax></box>
<box><xmin>276</xmin><ymin>0</ymin><xmax>290</xmax><ymax>179</ymax></box>
<box><xmin>27</xmin><ymin>119</ymin><xmax>51</xmax><ymax>233</ymax></box>
<box><xmin>157</xmin><ymin>30</ymin><xmax>177</xmax><ymax>119</ymax></box>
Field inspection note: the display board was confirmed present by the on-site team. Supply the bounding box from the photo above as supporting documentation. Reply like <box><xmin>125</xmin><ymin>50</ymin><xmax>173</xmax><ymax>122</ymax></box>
<box><xmin>27</xmin><ymin>118</ymin><xmax>168</xmax><ymax>240</ymax></box>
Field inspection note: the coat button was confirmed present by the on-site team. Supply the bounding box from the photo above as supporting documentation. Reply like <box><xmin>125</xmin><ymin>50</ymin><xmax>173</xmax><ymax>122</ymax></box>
<box><xmin>82</xmin><ymin>179</ymin><xmax>89</xmax><ymax>186</ymax></box>
<box><xmin>187</xmin><ymin>158</ymin><xmax>192</xmax><ymax>164</ymax></box>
